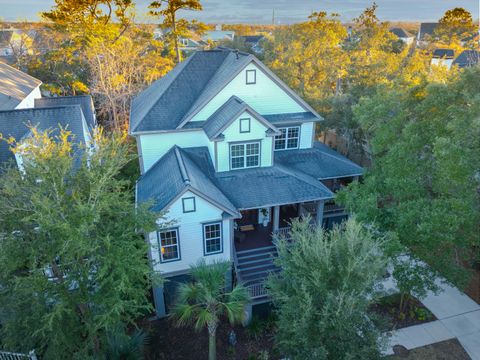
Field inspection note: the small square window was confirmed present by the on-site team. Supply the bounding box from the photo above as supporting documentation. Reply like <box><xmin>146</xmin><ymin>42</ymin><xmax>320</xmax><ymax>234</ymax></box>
<box><xmin>239</xmin><ymin>118</ymin><xmax>251</xmax><ymax>133</ymax></box>
<box><xmin>182</xmin><ymin>197</ymin><xmax>196</xmax><ymax>213</ymax></box>
<box><xmin>246</xmin><ymin>70</ymin><xmax>256</xmax><ymax>84</ymax></box>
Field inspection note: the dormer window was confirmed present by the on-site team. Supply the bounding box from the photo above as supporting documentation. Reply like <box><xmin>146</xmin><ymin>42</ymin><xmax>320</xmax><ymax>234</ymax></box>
<box><xmin>230</xmin><ymin>142</ymin><xmax>260</xmax><ymax>170</ymax></box>
<box><xmin>274</xmin><ymin>126</ymin><xmax>300</xmax><ymax>150</ymax></box>
<box><xmin>246</xmin><ymin>70</ymin><xmax>256</xmax><ymax>84</ymax></box>
<box><xmin>239</xmin><ymin>118</ymin><xmax>251</xmax><ymax>133</ymax></box>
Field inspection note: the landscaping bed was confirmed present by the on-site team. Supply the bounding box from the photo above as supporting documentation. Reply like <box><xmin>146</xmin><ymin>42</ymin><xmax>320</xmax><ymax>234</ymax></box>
<box><xmin>370</xmin><ymin>294</ymin><xmax>436</xmax><ymax>330</ymax></box>
<box><xmin>388</xmin><ymin>339</ymin><xmax>470</xmax><ymax>360</ymax></box>
<box><xmin>141</xmin><ymin>316</ymin><xmax>278</xmax><ymax>360</ymax></box>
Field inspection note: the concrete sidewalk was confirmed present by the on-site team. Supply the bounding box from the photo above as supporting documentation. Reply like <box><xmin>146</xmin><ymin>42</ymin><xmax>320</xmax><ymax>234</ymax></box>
<box><xmin>383</xmin><ymin>279</ymin><xmax>480</xmax><ymax>359</ymax></box>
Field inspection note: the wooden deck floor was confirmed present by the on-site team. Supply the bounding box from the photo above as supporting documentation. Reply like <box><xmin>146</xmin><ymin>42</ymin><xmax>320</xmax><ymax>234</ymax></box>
<box><xmin>234</xmin><ymin>224</ymin><xmax>274</xmax><ymax>251</ymax></box>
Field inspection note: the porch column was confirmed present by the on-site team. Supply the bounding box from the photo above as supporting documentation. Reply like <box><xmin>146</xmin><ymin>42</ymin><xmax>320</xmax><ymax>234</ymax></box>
<box><xmin>316</xmin><ymin>200</ymin><xmax>324</xmax><ymax>227</ymax></box>
<box><xmin>152</xmin><ymin>285</ymin><xmax>167</xmax><ymax>318</ymax></box>
<box><xmin>273</xmin><ymin>205</ymin><xmax>280</xmax><ymax>231</ymax></box>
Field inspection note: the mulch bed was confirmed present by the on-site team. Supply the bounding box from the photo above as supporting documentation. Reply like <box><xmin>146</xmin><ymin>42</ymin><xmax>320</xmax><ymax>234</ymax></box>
<box><xmin>370</xmin><ymin>293</ymin><xmax>437</xmax><ymax>330</ymax></box>
<box><xmin>140</xmin><ymin>317</ymin><xmax>278</xmax><ymax>360</ymax></box>
<box><xmin>388</xmin><ymin>338</ymin><xmax>471</xmax><ymax>360</ymax></box>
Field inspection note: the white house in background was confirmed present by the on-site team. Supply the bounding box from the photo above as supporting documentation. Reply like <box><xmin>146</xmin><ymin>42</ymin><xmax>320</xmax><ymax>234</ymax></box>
<box><xmin>390</xmin><ymin>28</ymin><xmax>415</xmax><ymax>46</ymax></box>
<box><xmin>0</xmin><ymin>62</ymin><xmax>41</xmax><ymax>110</ymax></box>
<box><xmin>131</xmin><ymin>47</ymin><xmax>363</xmax><ymax>318</ymax></box>
<box><xmin>0</xmin><ymin>64</ymin><xmax>95</xmax><ymax>169</ymax></box>
<box><xmin>202</xmin><ymin>25</ymin><xmax>235</xmax><ymax>42</ymax></box>
<box><xmin>431</xmin><ymin>48</ymin><xmax>455</xmax><ymax>69</ymax></box>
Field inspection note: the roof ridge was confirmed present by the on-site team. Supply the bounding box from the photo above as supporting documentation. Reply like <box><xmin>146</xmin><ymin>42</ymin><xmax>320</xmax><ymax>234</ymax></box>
<box><xmin>0</xmin><ymin>104</ymin><xmax>83</xmax><ymax>114</ymax></box>
<box><xmin>174</xmin><ymin>147</ymin><xmax>190</xmax><ymax>184</ymax></box>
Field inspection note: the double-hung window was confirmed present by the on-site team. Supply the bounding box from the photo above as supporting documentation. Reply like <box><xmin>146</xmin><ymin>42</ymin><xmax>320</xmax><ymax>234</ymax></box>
<box><xmin>274</xmin><ymin>126</ymin><xmax>300</xmax><ymax>150</ymax></box>
<box><xmin>203</xmin><ymin>222</ymin><xmax>223</xmax><ymax>255</ymax></box>
<box><xmin>230</xmin><ymin>142</ymin><xmax>260</xmax><ymax>170</ymax></box>
<box><xmin>158</xmin><ymin>229</ymin><xmax>180</xmax><ymax>262</ymax></box>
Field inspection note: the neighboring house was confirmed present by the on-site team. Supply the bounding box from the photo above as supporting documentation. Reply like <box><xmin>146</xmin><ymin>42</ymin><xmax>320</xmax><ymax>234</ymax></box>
<box><xmin>0</xmin><ymin>29</ymin><xmax>35</xmax><ymax>59</ymax></box>
<box><xmin>0</xmin><ymin>105</ymin><xmax>92</xmax><ymax>170</ymax></box>
<box><xmin>239</xmin><ymin>35</ymin><xmax>265</xmax><ymax>54</ymax></box>
<box><xmin>417</xmin><ymin>22</ymin><xmax>438</xmax><ymax>46</ymax></box>
<box><xmin>131</xmin><ymin>47</ymin><xmax>363</xmax><ymax>317</ymax></box>
<box><xmin>390</xmin><ymin>27</ymin><xmax>415</xmax><ymax>45</ymax></box>
<box><xmin>178</xmin><ymin>37</ymin><xmax>207</xmax><ymax>53</ymax></box>
<box><xmin>153</xmin><ymin>27</ymin><xmax>206</xmax><ymax>53</ymax></box>
<box><xmin>35</xmin><ymin>95</ymin><xmax>97</xmax><ymax>130</ymax></box>
<box><xmin>0</xmin><ymin>62</ymin><xmax>41</xmax><ymax>110</ymax></box>
<box><xmin>452</xmin><ymin>50</ymin><xmax>480</xmax><ymax>68</ymax></box>
<box><xmin>202</xmin><ymin>26</ymin><xmax>235</xmax><ymax>42</ymax></box>
<box><xmin>431</xmin><ymin>48</ymin><xmax>455</xmax><ymax>69</ymax></box>
<box><xmin>0</xmin><ymin>65</ymin><xmax>94</xmax><ymax>169</ymax></box>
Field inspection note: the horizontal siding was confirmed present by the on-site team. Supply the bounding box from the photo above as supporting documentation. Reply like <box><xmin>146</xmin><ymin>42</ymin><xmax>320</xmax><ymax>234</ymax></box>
<box><xmin>300</xmin><ymin>122</ymin><xmax>314</xmax><ymax>149</ymax></box>
<box><xmin>139</xmin><ymin>131</ymin><xmax>212</xmax><ymax>173</ymax></box>
<box><xmin>149</xmin><ymin>190</ymin><xmax>232</xmax><ymax>274</ymax></box>
<box><xmin>192</xmin><ymin>62</ymin><xmax>305</xmax><ymax>121</ymax></box>
<box><xmin>216</xmin><ymin>111</ymin><xmax>273</xmax><ymax>172</ymax></box>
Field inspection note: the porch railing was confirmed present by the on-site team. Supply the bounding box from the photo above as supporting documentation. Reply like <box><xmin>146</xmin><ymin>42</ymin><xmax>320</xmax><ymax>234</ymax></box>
<box><xmin>0</xmin><ymin>350</ymin><xmax>37</xmax><ymax>360</ymax></box>
<box><xmin>273</xmin><ymin>226</ymin><xmax>292</xmax><ymax>240</ymax></box>
<box><xmin>247</xmin><ymin>282</ymin><xmax>269</xmax><ymax>299</ymax></box>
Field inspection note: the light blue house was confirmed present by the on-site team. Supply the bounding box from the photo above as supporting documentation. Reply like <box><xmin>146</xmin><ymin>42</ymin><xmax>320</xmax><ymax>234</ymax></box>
<box><xmin>131</xmin><ymin>47</ymin><xmax>363</xmax><ymax>317</ymax></box>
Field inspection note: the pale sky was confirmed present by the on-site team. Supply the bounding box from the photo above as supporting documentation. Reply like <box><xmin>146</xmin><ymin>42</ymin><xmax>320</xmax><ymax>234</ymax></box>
<box><xmin>0</xmin><ymin>0</ymin><xmax>479</xmax><ymax>23</ymax></box>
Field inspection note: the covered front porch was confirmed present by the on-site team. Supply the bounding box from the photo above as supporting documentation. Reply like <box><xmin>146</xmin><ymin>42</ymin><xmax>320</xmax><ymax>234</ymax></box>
<box><xmin>233</xmin><ymin>201</ymin><xmax>324</xmax><ymax>251</ymax></box>
<box><xmin>232</xmin><ymin>201</ymin><xmax>325</xmax><ymax>302</ymax></box>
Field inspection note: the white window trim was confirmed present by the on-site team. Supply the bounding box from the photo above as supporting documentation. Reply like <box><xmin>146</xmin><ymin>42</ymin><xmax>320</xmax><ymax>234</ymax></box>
<box><xmin>274</xmin><ymin>126</ymin><xmax>300</xmax><ymax>151</ymax></box>
<box><xmin>229</xmin><ymin>141</ymin><xmax>261</xmax><ymax>170</ymax></box>
<box><xmin>203</xmin><ymin>222</ymin><xmax>223</xmax><ymax>255</ymax></box>
<box><xmin>246</xmin><ymin>69</ymin><xmax>256</xmax><ymax>84</ymax></box>
<box><xmin>158</xmin><ymin>228</ymin><xmax>181</xmax><ymax>263</ymax></box>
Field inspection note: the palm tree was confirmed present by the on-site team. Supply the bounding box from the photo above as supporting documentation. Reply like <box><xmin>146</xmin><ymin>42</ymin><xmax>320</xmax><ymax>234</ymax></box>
<box><xmin>172</xmin><ymin>260</ymin><xmax>250</xmax><ymax>360</ymax></box>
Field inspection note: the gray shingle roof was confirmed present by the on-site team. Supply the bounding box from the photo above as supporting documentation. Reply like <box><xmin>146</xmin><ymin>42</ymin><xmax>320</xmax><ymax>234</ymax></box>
<box><xmin>202</xmin><ymin>95</ymin><xmax>278</xmax><ymax>139</ymax></box>
<box><xmin>0</xmin><ymin>62</ymin><xmax>41</xmax><ymax>110</ymax></box>
<box><xmin>139</xmin><ymin>145</ymin><xmax>336</xmax><ymax>213</ymax></box>
<box><xmin>274</xmin><ymin>142</ymin><xmax>364</xmax><ymax>180</ymax></box>
<box><xmin>35</xmin><ymin>95</ymin><xmax>96</xmax><ymax>129</ymax></box>
<box><xmin>214</xmin><ymin>165</ymin><xmax>333</xmax><ymax>210</ymax></box>
<box><xmin>130</xmin><ymin>47</ymin><xmax>322</xmax><ymax>134</ymax></box>
<box><xmin>453</xmin><ymin>50</ymin><xmax>480</xmax><ymax>68</ymax></box>
<box><xmin>202</xmin><ymin>96</ymin><xmax>246</xmax><ymax>139</ymax></box>
<box><xmin>390</xmin><ymin>28</ymin><xmax>412</xmax><ymax>38</ymax></box>
<box><xmin>433</xmin><ymin>49</ymin><xmax>454</xmax><ymax>59</ymax></box>
<box><xmin>136</xmin><ymin>146</ymin><xmax>239</xmax><ymax>216</ymax></box>
<box><xmin>130</xmin><ymin>49</ymin><xmax>241</xmax><ymax>133</ymax></box>
<box><xmin>0</xmin><ymin>105</ymin><xmax>87</xmax><ymax>165</ymax></box>
<box><xmin>418</xmin><ymin>23</ymin><xmax>438</xmax><ymax>40</ymax></box>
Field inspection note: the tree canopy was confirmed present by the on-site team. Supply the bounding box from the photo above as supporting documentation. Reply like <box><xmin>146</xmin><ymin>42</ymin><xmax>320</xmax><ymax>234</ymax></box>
<box><xmin>338</xmin><ymin>67</ymin><xmax>480</xmax><ymax>287</ymax></box>
<box><xmin>268</xmin><ymin>217</ymin><xmax>389</xmax><ymax>359</ymax></box>
<box><xmin>0</xmin><ymin>129</ymin><xmax>160</xmax><ymax>359</ymax></box>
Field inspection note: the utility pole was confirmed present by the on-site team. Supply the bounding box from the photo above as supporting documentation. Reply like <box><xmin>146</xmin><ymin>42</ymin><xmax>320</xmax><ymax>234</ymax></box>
<box><xmin>272</xmin><ymin>8</ymin><xmax>275</xmax><ymax>25</ymax></box>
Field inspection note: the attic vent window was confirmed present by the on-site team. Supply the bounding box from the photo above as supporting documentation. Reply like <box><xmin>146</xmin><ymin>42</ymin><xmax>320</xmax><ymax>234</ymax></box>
<box><xmin>246</xmin><ymin>70</ymin><xmax>256</xmax><ymax>85</ymax></box>
<box><xmin>239</xmin><ymin>118</ymin><xmax>251</xmax><ymax>133</ymax></box>
<box><xmin>182</xmin><ymin>197</ymin><xmax>196</xmax><ymax>213</ymax></box>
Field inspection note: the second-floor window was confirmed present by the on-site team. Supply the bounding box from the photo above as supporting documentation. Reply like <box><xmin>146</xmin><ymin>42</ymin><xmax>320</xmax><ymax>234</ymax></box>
<box><xmin>274</xmin><ymin>126</ymin><xmax>300</xmax><ymax>150</ymax></box>
<box><xmin>230</xmin><ymin>142</ymin><xmax>260</xmax><ymax>170</ymax></box>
